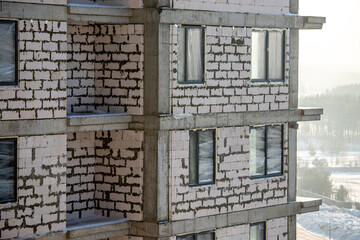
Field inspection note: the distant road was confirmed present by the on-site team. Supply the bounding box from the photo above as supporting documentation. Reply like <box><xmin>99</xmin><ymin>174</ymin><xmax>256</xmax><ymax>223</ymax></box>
<box><xmin>297</xmin><ymin>224</ymin><xmax>327</xmax><ymax>240</ymax></box>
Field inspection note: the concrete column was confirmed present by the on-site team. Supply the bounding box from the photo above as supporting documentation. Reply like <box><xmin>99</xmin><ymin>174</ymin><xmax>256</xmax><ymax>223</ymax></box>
<box><xmin>142</xmin><ymin>9</ymin><xmax>171</xmax><ymax>222</ymax></box>
<box><xmin>289</xmin><ymin>0</ymin><xmax>299</xmax><ymax>14</ymax></box>
<box><xmin>288</xmin><ymin>215</ymin><xmax>297</xmax><ymax>240</ymax></box>
<box><xmin>288</xmin><ymin>27</ymin><xmax>300</xmax><ymax>240</ymax></box>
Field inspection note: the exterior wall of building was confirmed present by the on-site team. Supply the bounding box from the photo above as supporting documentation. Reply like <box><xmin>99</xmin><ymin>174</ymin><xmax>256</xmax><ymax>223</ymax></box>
<box><xmin>0</xmin><ymin>19</ymin><xmax>67</xmax><ymax>120</ymax></box>
<box><xmin>172</xmin><ymin>0</ymin><xmax>289</xmax><ymax>14</ymax></box>
<box><xmin>267</xmin><ymin>217</ymin><xmax>288</xmax><ymax>240</ymax></box>
<box><xmin>66</xmin><ymin>130</ymin><xmax>144</xmax><ymax>221</ymax></box>
<box><xmin>67</xmin><ymin>23</ymin><xmax>144</xmax><ymax>115</ymax></box>
<box><xmin>216</xmin><ymin>217</ymin><xmax>288</xmax><ymax>240</ymax></box>
<box><xmin>0</xmin><ymin>134</ymin><xmax>67</xmax><ymax>239</ymax></box>
<box><xmin>94</xmin><ymin>130</ymin><xmax>144</xmax><ymax>221</ymax></box>
<box><xmin>170</xmin><ymin>26</ymin><xmax>290</xmax><ymax>115</ymax></box>
<box><xmin>169</xmin><ymin>126</ymin><xmax>288</xmax><ymax>221</ymax></box>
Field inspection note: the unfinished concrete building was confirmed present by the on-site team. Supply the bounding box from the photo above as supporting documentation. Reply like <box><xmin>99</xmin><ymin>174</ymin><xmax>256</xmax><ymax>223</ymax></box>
<box><xmin>0</xmin><ymin>0</ymin><xmax>325</xmax><ymax>239</ymax></box>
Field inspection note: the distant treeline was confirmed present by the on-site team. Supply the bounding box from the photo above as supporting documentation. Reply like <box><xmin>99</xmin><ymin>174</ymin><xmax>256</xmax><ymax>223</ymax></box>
<box><xmin>299</xmin><ymin>84</ymin><xmax>360</xmax><ymax>143</ymax></box>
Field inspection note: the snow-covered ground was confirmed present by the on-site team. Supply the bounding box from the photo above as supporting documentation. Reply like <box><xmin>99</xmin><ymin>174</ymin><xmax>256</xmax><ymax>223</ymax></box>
<box><xmin>297</xmin><ymin>204</ymin><xmax>360</xmax><ymax>240</ymax></box>
<box><xmin>331</xmin><ymin>172</ymin><xmax>360</xmax><ymax>202</ymax></box>
<box><xmin>297</xmin><ymin>150</ymin><xmax>360</xmax><ymax>167</ymax></box>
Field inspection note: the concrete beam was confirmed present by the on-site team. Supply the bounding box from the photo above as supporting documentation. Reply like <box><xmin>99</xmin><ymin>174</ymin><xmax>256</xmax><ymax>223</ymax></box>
<box><xmin>0</xmin><ymin>1</ymin><xmax>67</xmax><ymax>21</ymax></box>
<box><xmin>131</xmin><ymin>9</ymin><xmax>325</xmax><ymax>29</ymax></box>
<box><xmin>67</xmin><ymin>113</ymin><xmax>131</xmax><ymax>126</ymax></box>
<box><xmin>131</xmin><ymin>108</ymin><xmax>323</xmax><ymax>131</ymax></box>
<box><xmin>67</xmin><ymin>5</ymin><xmax>132</xmax><ymax>23</ymax></box>
<box><xmin>0</xmin><ymin>119</ymin><xmax>67</xmax><ymax>137</ymax></box>
<box><xmin>130</xmin><ymin>198</ymin><xmax>322</xmax><ymax>237</ymax></box>
<box><xmin>68</xmin><ymin>6</ymin><xmax>132</xmax><ymax>17</ymax></box>
<box><xmin>67</xmin><ymin>14</ymin><xmax>130</xmax><ymax>24</ymax></box>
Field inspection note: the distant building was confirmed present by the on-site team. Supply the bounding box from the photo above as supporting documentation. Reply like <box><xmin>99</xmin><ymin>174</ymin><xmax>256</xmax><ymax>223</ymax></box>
<box><xmin>0</xmin><ymin>0</ymin><xmax>324</xmax><ymax>239</ymax></box>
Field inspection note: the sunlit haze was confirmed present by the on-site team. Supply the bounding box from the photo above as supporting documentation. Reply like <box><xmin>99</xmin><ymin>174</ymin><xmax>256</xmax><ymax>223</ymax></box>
<box><xmin>299</xmin><ymin>0</ymin><xmax>360</xmax><ymax>96</ymax></box>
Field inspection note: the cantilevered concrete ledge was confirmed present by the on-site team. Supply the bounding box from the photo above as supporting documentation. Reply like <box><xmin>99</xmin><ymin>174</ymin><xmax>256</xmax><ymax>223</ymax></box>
<box><xmin>130</xmin><ymin>198</ymin><xmax>322</xmax><ymax>238</ymax></box>
<box><xmin>297</xmin><ymin>197</ymin><xmax>322</xmax><ymax>214</ymax></box>
<box><xmin>131</xmin><ymin>8</ymin><xmax>325</xmax><ymax>29</ymax></box>
<box><xmin>131</xmin><ymin>108</ymin><xmax>323</xmax><ymax>130</ymax></box>
<box><xmin>68</xmin><ymin>5</ymin><xmax>132</xmax><ymax>23</ymax></box>
<box><xmin>0</xmin><ymin>108</ymin><xmax>321</xmax><ymax>136</ymax></box>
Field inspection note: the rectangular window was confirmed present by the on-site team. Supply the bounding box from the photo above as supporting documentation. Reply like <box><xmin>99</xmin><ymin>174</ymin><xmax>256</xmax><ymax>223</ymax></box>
<box><xmin>178</xmin><ymin>26</ymin><xmax>205</xmax><ymax>84</ymax></box>
<box><xmin>251</xmin><ymin>29</ymin><xmax>284</xmax><ymax>83</ymax></box>
<box><xmin>0</xmin><ymin>138</ymin><xmax>17</xmax><ymax>203</ymax></box>
<box><xmin>177</xmin><ymin>231</ymin><xmax>215</xmax><ymax>240</ymax></box>
<box><xmin>0</xmin><ymin>20</ymin><xmax>18</xmax><ymax>86</ymax></box>
<box><xmin>250</xmin><ymin>125</ymin><xmax>283</xmax><ymax>178</ymax></box>
<box><xmin>250</xmin><ymin>222</ymin><xmax>266</xmax><ymax>240</ymax></box>
<box><xmin>189</xmin><ymin>129</ymin><xmax>215</xmax><ymax>186</ymax></box>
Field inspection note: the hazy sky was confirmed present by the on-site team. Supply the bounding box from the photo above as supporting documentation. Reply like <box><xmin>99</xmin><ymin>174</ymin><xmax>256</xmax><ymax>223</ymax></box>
<box><xmin>299</xmin><ymin>0</ymin><xmax>360</xmax><ymax>95</ymax></box>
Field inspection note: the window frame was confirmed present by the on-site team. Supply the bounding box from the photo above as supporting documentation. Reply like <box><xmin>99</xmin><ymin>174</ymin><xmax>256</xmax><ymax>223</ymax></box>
<box><xmin>177</xmin><ymin>230</ymin><xmax>215</xmax><ymax>240</ymax></box>
<box><xmin>249</xmin><ymin>125</ymin><xmax>284</xmax><ymax>179</ymax></box>
<box><xmin>189</xmin><ymin>129</ymin><xmax>216</xmax><ymax>187</ymax></box>
<box><xmin>0</xmin><ymin>19</ymin><xmax>18</xmax><ymax>86</ymax></box>
<box><xmin>177</xmin><ymin>25</ymin><xmax>205</xmax><ymax>84</ymax></box>
<box><xmin>251</xmin><ymin>29</ymin><xmax>285</xmax><ymax>84</ymax></box>
<box><xmin>0</xmin><ymin>137</ymin><xmax>18</xmax><ymax>204</ymax></box>
<box><xmin>250</xmin><ymin>221</ymin><xmax>266</xmax><ymax>240</ymax></box>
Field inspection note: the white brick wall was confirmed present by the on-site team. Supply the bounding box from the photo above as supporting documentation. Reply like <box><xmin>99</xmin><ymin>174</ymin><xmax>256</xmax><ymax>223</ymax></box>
<box><xmin>94</xmin><ymin>130</ymin><xmax>144</xmax><ymax>221</ymax></box>
<box><xmin>217</xmin><ymin>217</ymin><xmax>288</xmax><ymax>240</ymax></box>
<box><xmin>0</xmin><ymin>20</ymin><xmax>67</xmax><ymax>120</ymax></box>
<box><xmin>170</xmin><ymin>26</ymin><xmax>290</xmax><ymax>115</ymax></box>
<box><xmin>67</xmin><ymin>23</ymin><xmax>144</xmax><ymax>115</ymax></box>
<box><xmin>0</xmin><ymin>135</ymin><xmax>67</xmax><ymax>239</ymax></box>
<box><xmin>172</xmin><ymin>0</ymin><xmax>289</xmax><ymax>14</ymax></box>
<box><xmin>169</xmin><ymin>126</ymin><xmax>288</xmax><ymax>221</ymax></box>
<box><xmin>66</xmin><ymin>130</ymin><xmax>144</xmax><ymax>222</ymax></box>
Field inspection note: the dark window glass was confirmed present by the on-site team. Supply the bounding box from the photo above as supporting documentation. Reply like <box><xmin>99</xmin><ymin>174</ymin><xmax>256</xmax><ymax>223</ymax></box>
<box><xmin>177</xmin><ymin>231</ymin><xmax>215</xmax><ymax>240</ymax></box>
<box><xmin>0</xmin><ymin>138</ymin><xmax>17</xmax><ymax>203</ymax></box>
<box><xmin>0</xmin><ymin>20</ymin><xmax>17</xmax><ymax>86</ymax></box>
<box><xmin>250</xmin><ymin>125</ymin><xmax>283</xmax><ymax>178</ymax></box>
<box><xmin>251</xmin><ymin>29</ymin><xmax>284</xmax><ymax>83</ymax></box>
<box><xmin>250</xmin><ymin>222</ymin><xmax>266</xmax><ymax>240</ymax></box>
<box><xmin>189</xmin><ymin>129</ymin><xmax>215</xmax><ymax>185</ymax></box>
<box><xmin>178</xmin><ymin>26</ymin><xmax>204</xmax><ymax>84</ymax></box>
